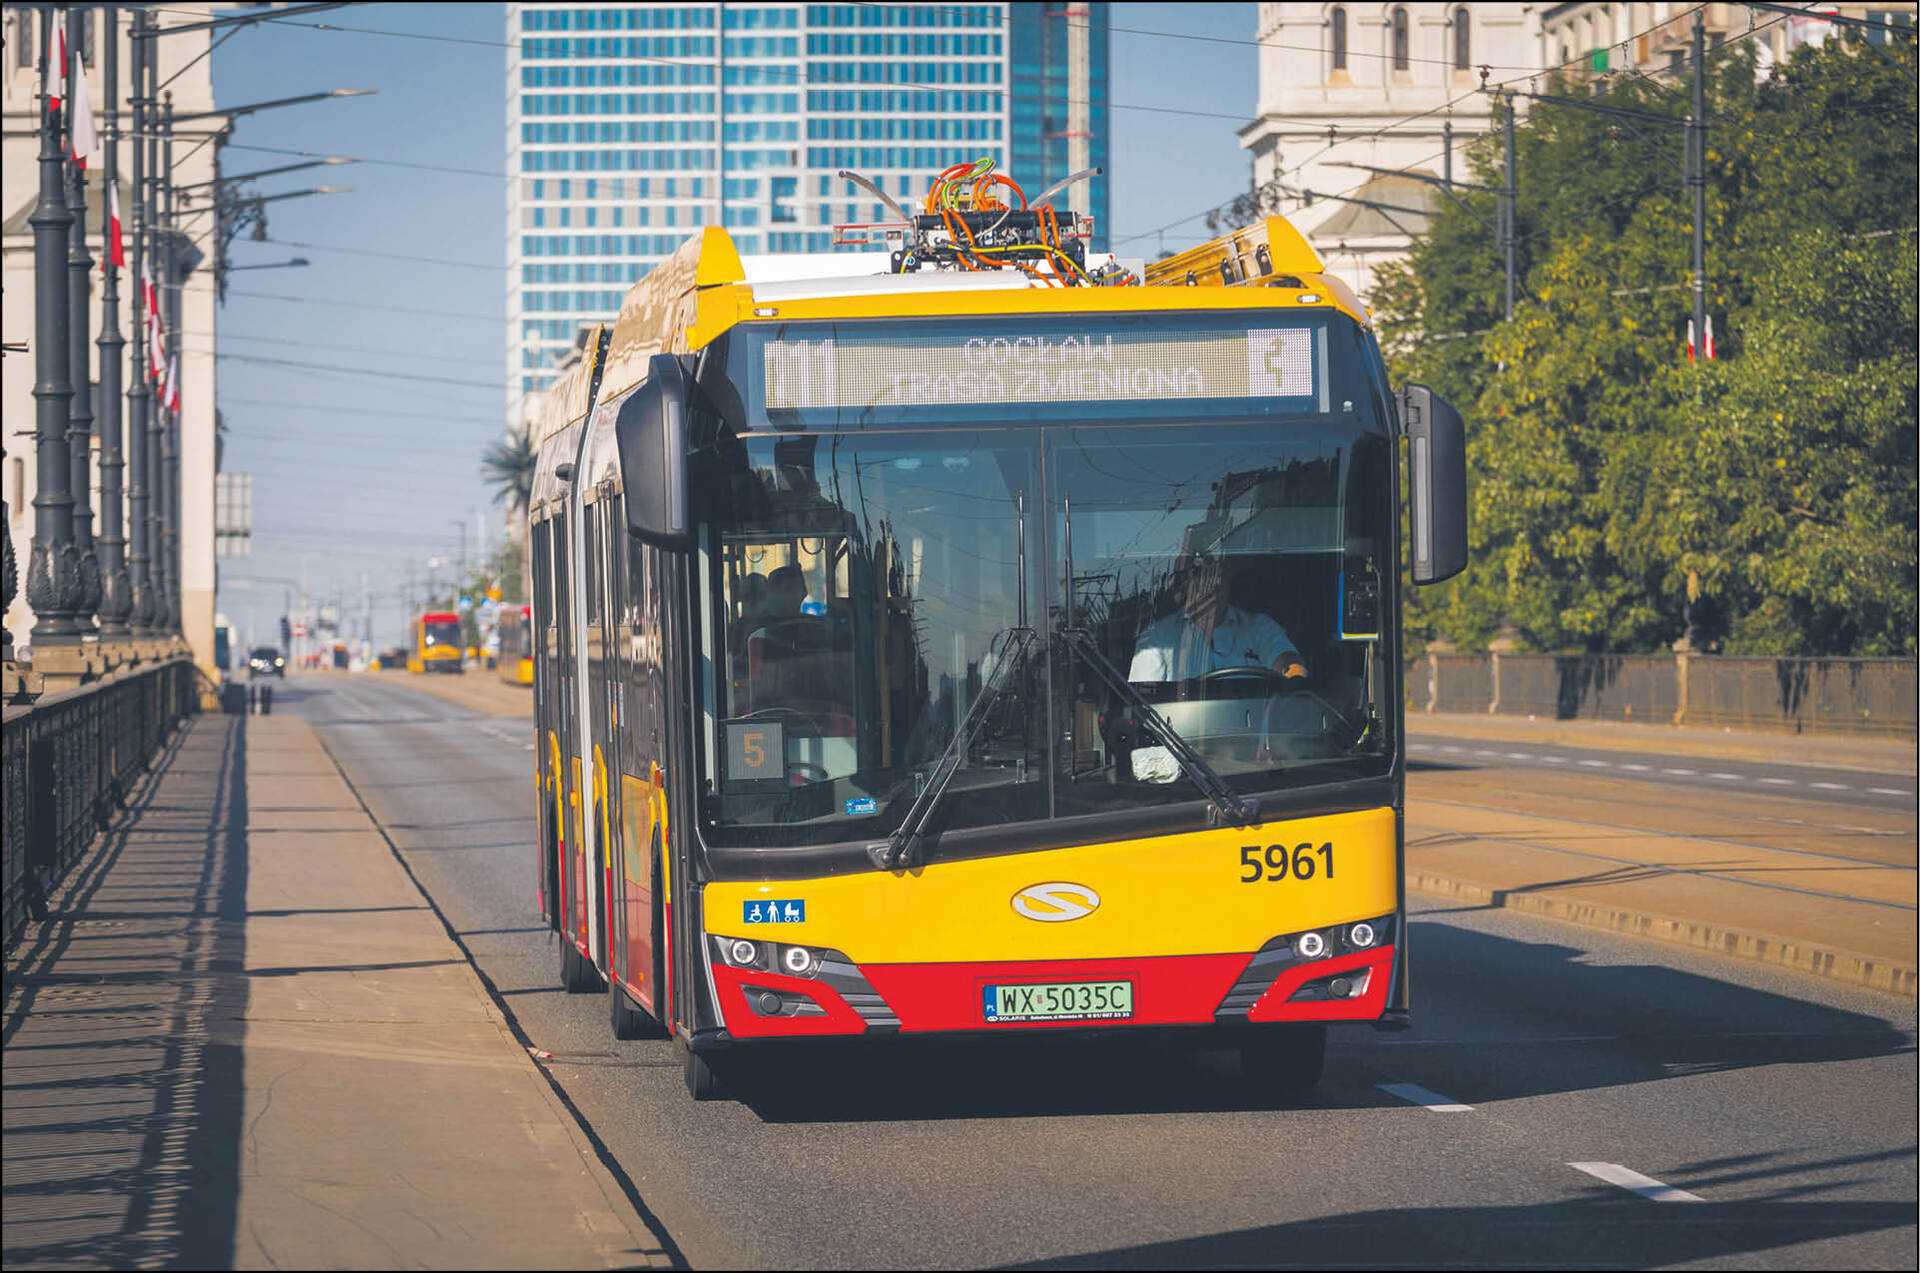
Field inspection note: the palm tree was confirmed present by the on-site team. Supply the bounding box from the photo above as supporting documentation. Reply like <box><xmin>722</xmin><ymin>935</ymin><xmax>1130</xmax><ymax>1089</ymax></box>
<box><xmin>481</xmin><ymin>432</ymin><xmax>537</xmax><ymax>518</ymax></box>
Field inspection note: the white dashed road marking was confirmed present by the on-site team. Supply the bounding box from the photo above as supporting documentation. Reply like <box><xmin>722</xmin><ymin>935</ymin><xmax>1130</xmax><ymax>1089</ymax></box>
<box><xmin>1378</xmin><ymin>1083</ymin><xmax>1474</xmax><ymax>1112</ymax></box>
<box><xmin>1578</xmin><ymin>759</ymin><xmax>1611</xmax><ymax>768</ymax></box>
<box><xmin>1569</xmin><ymin>1162</ymin><xmax>1706</xmax><ymax>1203</ymax></box>
<box><xmin>1759</xmin><ymin>777</ymin><xmax>1795</xmax><ymax>786</ymax></box>
<box><xmin>1809</xmin><ymin>782</ymin><xmax>1849</xmax><ymax>791</ymax></box>
<box><xmin>1708</xmin><ymin>772</ymin><xmax>1744</xmax><ymax>781</ymax></box>
<box><xmin>1662</xmin><ymin>768</ymin><xmax>1697</xmax><ymax>776</ymax></box>
<box><xmin>1870</xmin><ymin>787</ymin><xmax>1910</xmax><ymax>797</ymax></box>
<box><xmin>1618</xmin><ymin>763</ymin><xmax>1650</xmax><ymax>772</ymax></box>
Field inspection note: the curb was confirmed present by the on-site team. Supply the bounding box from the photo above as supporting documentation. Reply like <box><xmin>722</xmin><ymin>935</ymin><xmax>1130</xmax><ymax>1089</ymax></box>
<box><xmin>1408</xmin><ymin>870</ymin><xmax>1918</xmax><ymax>998</ymax></box>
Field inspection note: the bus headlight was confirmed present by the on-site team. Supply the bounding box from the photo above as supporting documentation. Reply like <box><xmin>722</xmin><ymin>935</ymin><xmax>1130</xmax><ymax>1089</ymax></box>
<box><xmin>727</xmin><ymin>939</ymin><xmax>758</xmax><ymax>967</ymax></box>
<box><xmin>1296</xmin><ymin>930</ymin><xmax>1327</xmax><ymax>959</ymax></box>
<box><xmin>1348</xmin><ymin>922</ymin><xmax>1377</xmax><ymax>949</ymax></box>
<box><xmin>782</xmin><ymin>945</ymin><xmax>816</xmax><ymax>975</ymax></box>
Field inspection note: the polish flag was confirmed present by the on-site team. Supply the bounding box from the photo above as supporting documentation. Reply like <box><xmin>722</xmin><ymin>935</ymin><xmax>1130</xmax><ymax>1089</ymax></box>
<box><xmin>47</xmin><ymin>25</ymin><xmax>66</xmax><ymax>113</ymax></box>
<box><xmin>150</xmin><ymin>308</ymin><xmax>167</xmax><ymax>381</ymax></box>
<box><xmin>1704</xmin><ymin>314</ymin><xmax>1716</xmax><ymax>361</ymax></box>
<box><xmin>1685</xmin><ymin>319</ymin><xmax>1697</xmax><ymax>363</ymax></box>
<box><xmin>68</xmin><ymin>45</ymin><xmax>98</xmax><ymax>169</ymax></box>
<box><xmin>167</xmin><ymin>357</ymin><xmax>182</xmax><ymax>413</ymax></box>
<box><xmin>105</xmin><ymin>182</ymin><xmax>126</xmax><ymax>270</ymax></box>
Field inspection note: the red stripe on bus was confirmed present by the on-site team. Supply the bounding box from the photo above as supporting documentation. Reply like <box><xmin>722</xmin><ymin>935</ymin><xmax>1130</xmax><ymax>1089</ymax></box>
<box><xmin>864</xmin><ymin>952</ymin><xmax>1253</xmax><ymax>1032</ymax></box>
<box><xmin>1246</xmin><ymin>947</ymin><xmax>1394</xmax><ymax>1023</ymax></box>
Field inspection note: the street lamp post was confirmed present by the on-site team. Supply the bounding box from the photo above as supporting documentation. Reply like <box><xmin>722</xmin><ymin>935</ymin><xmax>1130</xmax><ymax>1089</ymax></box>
<box><xmin>65</xmin><ymin>8</ymin><xmax>102</xmax><ymax>650</ymax></box>
<box><xmin>97</xmin><ymin>4</ymin><xmax>133</xmax><ymax>647</ymax></box>
<box><xmin>28</xmin><ymin>13</ymin><xmax>81</xmax><ymax>650</ymax></box>
<box><xmin>160</xmin><ymin>91</ymin><xmax>181</xmax><ymax>639</ymax></box>
<box><xmin>126</xmin><ymin>6</ymin><xmax>154</xmax><ymax>640</ymax></box>
<box><xmin>147</xmin><ymin>88</ymin><xmax>171</xmax><ymax>640</ymax></box>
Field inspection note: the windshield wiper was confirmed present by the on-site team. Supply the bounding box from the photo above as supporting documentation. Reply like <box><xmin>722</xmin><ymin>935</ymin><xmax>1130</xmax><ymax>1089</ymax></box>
<box><xmin>869</xmin><ymin>625</ymin><xmax>1037</xmax><ymax>871</ymax></box>
<box><xmin>1057</xmin><ymin>626</ymin><xmax>1257</xmax><ymax>828</ymax></box>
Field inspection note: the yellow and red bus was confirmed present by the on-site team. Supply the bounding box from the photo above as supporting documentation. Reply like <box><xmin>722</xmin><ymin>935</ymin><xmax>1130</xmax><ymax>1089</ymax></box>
<box><xmin>497</xmin><ymin>604</ymin><xmax>534</xmax><ymax>686</ymax></box>
<box><xmin>406</xmin><ymin>610</ymin><xmax>464</xmax><ymax>675</ymax></box>
<box><xmin>525</xmin><ymin>185</ymin><xmax>1467</xmax><ymax>1101</ymax></box>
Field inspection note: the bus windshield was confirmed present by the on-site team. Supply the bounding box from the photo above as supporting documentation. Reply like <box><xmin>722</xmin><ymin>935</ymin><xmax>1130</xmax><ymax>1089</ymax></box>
<box><xmin>423</xmin><ymin>620</ymin><xmax>461</xmax><ymax>648</ymax></box>
<box><xmin>693</xmin><ymin>315</ymin><xmax>1395</xmax><ymax>849</ymax></box>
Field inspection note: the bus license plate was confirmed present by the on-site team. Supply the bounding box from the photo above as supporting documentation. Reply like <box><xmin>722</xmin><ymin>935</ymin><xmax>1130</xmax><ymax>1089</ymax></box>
<box><xmin>983</xmin><ymin>980</ymin><xmax>1133</xmax><ymax>1023</ymax></box>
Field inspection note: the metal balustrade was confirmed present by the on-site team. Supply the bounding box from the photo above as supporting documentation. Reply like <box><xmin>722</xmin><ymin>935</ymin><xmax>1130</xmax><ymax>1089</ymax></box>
<box><xmin>2</xmin><ymin>658</ymin><xmax>198</xmax><ymax>949</ymax></box>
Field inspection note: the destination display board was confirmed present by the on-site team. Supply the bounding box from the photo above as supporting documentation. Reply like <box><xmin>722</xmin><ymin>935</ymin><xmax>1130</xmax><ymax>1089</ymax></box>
<box><xmin>761</xmin><ymin>325</ymin><xmax>1324</xmax><ymax>414</ymax></box>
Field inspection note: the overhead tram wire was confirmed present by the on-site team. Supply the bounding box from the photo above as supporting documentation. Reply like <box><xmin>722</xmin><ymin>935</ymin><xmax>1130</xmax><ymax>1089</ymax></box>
<box><xmin>225</xmin><ymin>289</ymin><xmax>505</xmax><ymax>323</ymax></box>
<box><xmin>184</xmin><ymin>331</ymin><xmax>504</xmax><ymax>368</ymax></box>
<box><xmin>217</xmin><ymin>352</ymin><xmax>509</xmax><ymax>390</ymax></box>
<box><xmin>184</xmin><ymin>11</ymin><xmax>1254</xmax><ymax>126</ymax></box>
<box><xmin>244</xmin><ymin>237</ymin><xmax>506</xmax><ymax>271</ymax></box>
<box><xmin>838</xmin><ymin>0</ymin><xmax>1544</xmax><ymax>72</ymax></box>
<box><xmin>218</xmin><ymin>397</ymin><xmax>505</xmax><ymax>426</ymax></box>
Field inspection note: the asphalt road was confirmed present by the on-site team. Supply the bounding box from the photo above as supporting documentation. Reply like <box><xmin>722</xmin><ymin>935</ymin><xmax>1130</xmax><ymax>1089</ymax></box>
<box><xmin>1407</xmin><ymin>733</ymin><xmax>1916</xmax><ymax>812</ymax></box>
<box><xmin>287</xmin><ymin>676</ymin><xmax>1918</xmax><ymax>1270</ymax></box>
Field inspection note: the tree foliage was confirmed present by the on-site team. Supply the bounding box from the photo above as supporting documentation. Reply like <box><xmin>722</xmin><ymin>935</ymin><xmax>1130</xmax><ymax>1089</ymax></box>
<box><xmin>1374</xmin><ymin>34</ymin><xmax>1916</xmax><ymax>655</ymax></box>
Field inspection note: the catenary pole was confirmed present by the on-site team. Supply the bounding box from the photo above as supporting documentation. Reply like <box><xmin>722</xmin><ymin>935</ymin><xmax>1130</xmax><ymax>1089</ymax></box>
<box><xmin>66</xmin><ymin>8</ymin><xmax>101</xmax><ymax>638</ymax></box>
<box><xmin>29</xmin><ymin>12</ymin><xmax>80</xmax><ymax>644</ymax></box>
<box><xmin>98</xmin><ymin>4</ymin><xmax>132</xmax><ymax>641</ymax></box>
<box><xmin>1501</xmin><ymin>92</ymin><xmax>1516</xmax><ymax>321</ymax></box>
<box><xmin>161</xmin><ymin>91</ymin><xmax>181</xmax><ymax>637</ymax></box>
<box><xmin>1689</xmin><ymin>9</ymin><xmax>1707</xmax><ymax>367</ymax></box>
<box><xmin>127</xmin><ymin>7</ymin><xmax>154</xmax><ymax>637</ymax></box>
<box><xmin>150</xmin><ymin>91</ymin><xmax>172</xmax><ymax>637</ymax></box>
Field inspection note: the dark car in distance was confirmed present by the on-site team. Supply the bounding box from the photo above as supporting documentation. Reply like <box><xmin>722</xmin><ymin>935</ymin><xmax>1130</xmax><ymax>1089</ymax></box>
<box><xmin>248</xmin><ymin>646</ymin><xmax>286</xmax><ymax>678</ymax></box>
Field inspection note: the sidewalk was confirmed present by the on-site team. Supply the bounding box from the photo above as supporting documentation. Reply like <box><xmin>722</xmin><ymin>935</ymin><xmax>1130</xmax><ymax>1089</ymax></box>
<box><xmin>2</xmin><ymin>712</ymin><xmax>668</xmax><ymax>1269</ymax></box>
<box><xmin>1410</xmin><ymin>710</ymin><xmax>1917</xmax><ymax>777</ymax></box>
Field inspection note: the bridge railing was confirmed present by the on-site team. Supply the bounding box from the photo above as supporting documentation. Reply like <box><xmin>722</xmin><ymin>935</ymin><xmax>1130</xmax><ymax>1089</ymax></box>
<box><xmin>3</xmin><ymin>658</ymin><xmax>199</xmax><ymax>949</ymax></box>
<box><xmin>1405</xmin><ymin>651</ymin><xmax>1916</xmax><ymax>738</ymax></box>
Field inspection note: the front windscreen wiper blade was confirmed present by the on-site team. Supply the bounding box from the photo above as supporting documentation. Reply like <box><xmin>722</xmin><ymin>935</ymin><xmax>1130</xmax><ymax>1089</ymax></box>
<box><xmin>869</xmin><ymin>626</ymin><xmax>1037</xmax><ymax>871</ymax></box>
<box><xmin>1058</xmin><ymin>626</ymin><xmax>1257</xmax><ymax>827</ymax></box>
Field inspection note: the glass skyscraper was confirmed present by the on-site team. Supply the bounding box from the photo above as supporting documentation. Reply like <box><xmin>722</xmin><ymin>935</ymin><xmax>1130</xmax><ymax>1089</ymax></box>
<box><xmin>505</xmin><ymin>2</ymin><xmax>1110</xmax><ymax>406</ymax></box>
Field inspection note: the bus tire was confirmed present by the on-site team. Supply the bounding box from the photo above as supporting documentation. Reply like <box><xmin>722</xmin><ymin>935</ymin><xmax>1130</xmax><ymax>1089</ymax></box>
<box><xmin>683</xmin><ymin>1047</ymin><xmax>726</xmax><ymax>1101</ymax></box>
<box><xmin>609</xmin><ymin>978</ymin><xmax>657</xmax><ymax>1040</ymax></box>
<box><xmin>1239</xmin><ymin>1025</ymin><xmax>1326</xmax><ymax>1097</ymax></box>
<box><xmin>560</xmin><ymin>936</ymin><xmax>602</xmax><ymax>993</ymax></box>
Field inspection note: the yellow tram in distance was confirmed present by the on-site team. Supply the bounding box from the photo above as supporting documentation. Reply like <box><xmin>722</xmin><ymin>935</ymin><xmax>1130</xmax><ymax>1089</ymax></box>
<box><xmin>497</xmin><ymin>604</ymin><xmax>534</xmax><ymax>686</ymax></box>
<box><xmin>524</xmin><ymin>166</ymin><xmax>1469</xmax><ymax>1103</ymax></box>
<box><xmin>406</xmin><ymin>610</ymin><xmax>464</xmax><ymax>675</ymax></box>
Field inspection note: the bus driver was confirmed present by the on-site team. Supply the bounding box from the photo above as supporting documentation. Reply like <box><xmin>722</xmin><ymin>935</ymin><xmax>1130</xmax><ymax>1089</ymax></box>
<box><xmin>1127</xmin><ymin>558</ymin><xmax>1310</xmax><ymax>686</ymax></box>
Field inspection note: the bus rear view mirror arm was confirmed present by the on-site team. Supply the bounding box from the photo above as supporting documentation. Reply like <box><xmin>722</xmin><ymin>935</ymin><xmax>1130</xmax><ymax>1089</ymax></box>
<box><xmin>1398</xmin><ymin>383</ymin><xmax>1468</xmax><ymax>585</ymax></box>
<box><xmin>617</xmin><ymin>353</ymin><xmax>693</xmax><ymax>549</ymax></box>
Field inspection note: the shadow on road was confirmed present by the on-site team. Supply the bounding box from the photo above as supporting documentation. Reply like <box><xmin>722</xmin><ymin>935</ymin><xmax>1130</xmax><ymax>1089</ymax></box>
<box><xmin>2</xmin><ymin>716</ymin><xmax>250</xmax><ymax>1270</ymax></box>
<box><xmin>1008</xmin><ymin>1190</ymin><xmax>1917</xmax><ymax>1269</ymax></box>
<box><xmin>728</xmin><ymin>919</ymin><xmax>1911</xmax><ymax>1126</ymax></box>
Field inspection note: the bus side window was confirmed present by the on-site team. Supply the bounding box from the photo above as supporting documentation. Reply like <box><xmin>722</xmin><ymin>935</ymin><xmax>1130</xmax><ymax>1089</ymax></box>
<box><xmin>554</xmin><ymin>508</ymin><xmax>571</xmax><ymax>663</ymax></box>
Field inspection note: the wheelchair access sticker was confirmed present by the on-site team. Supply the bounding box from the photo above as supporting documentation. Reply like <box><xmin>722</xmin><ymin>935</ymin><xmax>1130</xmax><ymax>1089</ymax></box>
<box><xmin>744</xmin><ymin>899</ymin><xmax>805</xmax><ymax>924</ymax></box>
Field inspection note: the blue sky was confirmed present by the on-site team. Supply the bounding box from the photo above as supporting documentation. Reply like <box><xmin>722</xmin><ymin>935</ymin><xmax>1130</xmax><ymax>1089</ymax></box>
<box><xmin>211</xmin><ymin>2</ymin><xmax>1256</xmax><ymax>649</ymax></box>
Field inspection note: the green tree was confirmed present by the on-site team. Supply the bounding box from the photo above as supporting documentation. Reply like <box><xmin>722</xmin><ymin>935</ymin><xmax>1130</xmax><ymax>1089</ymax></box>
<box><xmin>1374</xmin><ymin>33</ymin><xmax>1916</xmax><ymax>655</ymax></box>
<box><xmin>480</xmin><ymin>431</ymin><xmax>538</xmax><ymax>521</ymax></box>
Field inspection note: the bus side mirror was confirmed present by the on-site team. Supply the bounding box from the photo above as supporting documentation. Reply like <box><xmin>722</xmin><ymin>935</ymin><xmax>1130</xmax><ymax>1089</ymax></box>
<box><xmin>615</xmin><ymin>353</ymin><xmax>692</xmax><ymax>549</ymax></box>
<box><xmin>1399</xmin><ymin>383</ymin><xmax>1467</xmax><ymax>585</ymax></box>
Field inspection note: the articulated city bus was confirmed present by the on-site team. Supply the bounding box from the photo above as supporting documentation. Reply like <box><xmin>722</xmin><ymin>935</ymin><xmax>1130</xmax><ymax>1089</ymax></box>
<box><xmin>497</xmin><ymin>604</ymin><xmax>535</xmax><ymax>686</ymax></box>
<box><xmin>525</xmin><ymin>190</ymin><xmax>1466</xmax><ymax>1101</ymax></box>
<box><xmin>406</xmin><ymin>610</ymin><xmax>464</xmax><ymax>675</ymax></box>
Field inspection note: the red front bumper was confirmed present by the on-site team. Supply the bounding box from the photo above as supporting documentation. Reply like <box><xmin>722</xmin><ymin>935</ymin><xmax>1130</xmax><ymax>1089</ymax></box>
<box><xmin>709</xmin><ymin>945</ymin><xmax>1396</xmax><ymax>1040</ymax></box>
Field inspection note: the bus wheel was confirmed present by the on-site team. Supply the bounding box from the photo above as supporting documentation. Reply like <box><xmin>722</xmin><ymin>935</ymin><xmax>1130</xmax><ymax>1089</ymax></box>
<box><xmin>683</xmin><ymin>1047</ymin><xmax>726</xmax><ymax>1101</ymax></box>
<box><xmin>610</xmin><ymin>979</ymin><xmax>659</xmax><ymax>1040</ymax></box>
<box><xmin>1239</xmin><ymin>1025</ymin><xmax>1327</xmax><ymax>1098</ymax></box>
<box><xmin>560</xmin><ymin>937</ymin><xmax>602</xmax><ymax>993</ymax></box>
